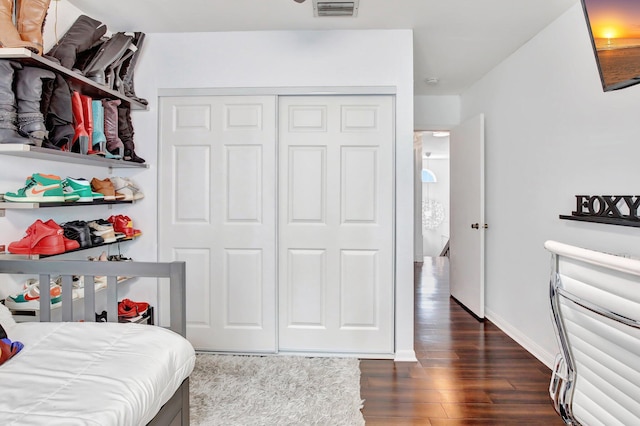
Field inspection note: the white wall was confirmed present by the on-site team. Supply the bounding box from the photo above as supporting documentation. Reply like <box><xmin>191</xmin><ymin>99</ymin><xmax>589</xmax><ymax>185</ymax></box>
<box><xmin>414</xmin><ymin>95</ymin><xmax>460</xmax><ymax>130</ymax></box>
<box><xmin>461</xmin><ymin>3</ymin><xmax>640</xmax><ymax>367</ymax></box>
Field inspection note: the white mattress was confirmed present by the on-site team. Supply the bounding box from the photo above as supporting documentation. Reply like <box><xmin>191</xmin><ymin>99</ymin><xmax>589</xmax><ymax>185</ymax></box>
<box><xmin>0</xmin><ymin>322</ymin><xmax>195</xmax><ymax>426</ymax></box>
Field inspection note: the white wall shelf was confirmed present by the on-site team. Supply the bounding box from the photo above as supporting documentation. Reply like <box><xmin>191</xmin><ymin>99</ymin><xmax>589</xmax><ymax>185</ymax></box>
<box><xmin>0</xmin><ymin>48</ymin><xmax>148</xmax><ymax>110</ymax></box>
<box><xmin>0</xmin><ymin>199</ymin><xmax>134</xmax><ymax>211</ymax></box>
<box><xmin>0</xmin><ymin>236</ymin><xmax>139</xmax><ymax>260</ymax></box>
<box><xmin>0</xmin><ymin>144</ymin><xmax>148</xmax><ymax>168</ymax></box>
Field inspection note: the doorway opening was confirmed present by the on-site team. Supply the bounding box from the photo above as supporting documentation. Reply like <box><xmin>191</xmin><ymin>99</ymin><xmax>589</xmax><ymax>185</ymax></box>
<box><xmin>414</xmin><ymin>130</ymin><xmax>450</xmax><ymax>259</ymax></box>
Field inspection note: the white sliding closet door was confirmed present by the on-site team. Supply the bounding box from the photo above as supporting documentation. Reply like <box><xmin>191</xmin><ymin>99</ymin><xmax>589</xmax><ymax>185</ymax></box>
<box><xmin>158</xmin><ymin>95</ymin><xmax>277</xmax><ymax>352</ymax></box>
<box><xmin>278</xmin><ymin>95</ymin><xmax>394</xmax><ymax>354</ymax></box>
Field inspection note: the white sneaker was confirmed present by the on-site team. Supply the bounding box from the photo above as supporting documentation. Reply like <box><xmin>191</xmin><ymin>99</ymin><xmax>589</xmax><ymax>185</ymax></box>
<box><xmin>109</xmin><ymin>176</ymin><xmax>144</xmax><ymax>201</ymax></box>
<box><xmin>88</xmin><ymin>220</ymin><xmax>117</xmax><ymax>243</ymax></box>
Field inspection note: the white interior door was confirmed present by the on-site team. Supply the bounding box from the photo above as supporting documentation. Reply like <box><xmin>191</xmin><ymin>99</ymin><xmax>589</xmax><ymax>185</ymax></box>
<box><xmin>158</xmin><ymin>95</ymin><xmax>276</xmax><ymax>352</ymax></box>
<box><xmin>278</xmin><ymin>95</ymin><xmax>394</xmax><ymax>353</ymax></box>
<box><xmin>449</xmin><ymin>114</ymin><xmax>485</xmax><ymax>318</ymax></box>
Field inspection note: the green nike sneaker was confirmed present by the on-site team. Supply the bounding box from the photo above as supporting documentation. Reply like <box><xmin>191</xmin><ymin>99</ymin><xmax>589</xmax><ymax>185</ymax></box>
<box><xmin>4</xmin><ymin>173</ymin><xmax>66</xmax><ymax>203</ymax></box>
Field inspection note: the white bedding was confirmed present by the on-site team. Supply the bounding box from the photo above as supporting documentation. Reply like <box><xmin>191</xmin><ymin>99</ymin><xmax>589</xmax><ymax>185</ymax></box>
<box><xmin>0</xmin><ymin>321</ymin><xmax>195</xmax><ymax>426</ymax></box>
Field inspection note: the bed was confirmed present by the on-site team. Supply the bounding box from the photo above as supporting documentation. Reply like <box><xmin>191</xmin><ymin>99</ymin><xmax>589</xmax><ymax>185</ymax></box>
<box><xmin>0</xmin><ymin>259</ymin><xmax>195</xmax><ymax>426</ymax></box>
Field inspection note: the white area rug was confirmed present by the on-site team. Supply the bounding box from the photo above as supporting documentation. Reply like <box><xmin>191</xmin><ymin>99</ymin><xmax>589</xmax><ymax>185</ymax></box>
<box><xmin>190</xmin><ymin>354</ymin><xmax>365</xmax><ymax>426</ymax></box>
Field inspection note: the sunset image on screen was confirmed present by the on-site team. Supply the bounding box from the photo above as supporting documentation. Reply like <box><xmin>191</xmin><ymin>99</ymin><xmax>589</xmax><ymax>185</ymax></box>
<box><xmin>583</xmin><ymin>0</ymin><xmax>640</xmax><ymax>89</ymax></box>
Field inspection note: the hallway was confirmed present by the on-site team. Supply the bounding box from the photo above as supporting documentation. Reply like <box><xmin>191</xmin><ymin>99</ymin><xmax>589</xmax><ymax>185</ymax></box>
<box><xmin>360</xmin><ymin>257</ymin><xmax>563</xmax><ymax>424</ymax></box>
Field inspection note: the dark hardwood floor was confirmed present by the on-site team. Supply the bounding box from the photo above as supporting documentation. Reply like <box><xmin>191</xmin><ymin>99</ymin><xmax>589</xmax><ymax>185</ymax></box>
<box><xmin>360</xmin><ymin>257</ymin><xmax>564</xmax><ymax>425</ymax></box>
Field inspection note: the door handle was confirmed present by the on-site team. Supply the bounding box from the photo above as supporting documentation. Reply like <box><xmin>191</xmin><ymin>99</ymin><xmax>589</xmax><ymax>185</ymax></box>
<box><xmin>471</xmin><ymin>223</ymin><xmax>488</xmax><ymax>229</ymax></box>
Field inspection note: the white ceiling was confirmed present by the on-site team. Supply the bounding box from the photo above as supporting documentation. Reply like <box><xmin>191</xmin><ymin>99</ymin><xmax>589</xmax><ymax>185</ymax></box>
<box><xmin>67</xmin><ymin>0</ymin><xmax>578</xmax><ymax>95</ymax></box>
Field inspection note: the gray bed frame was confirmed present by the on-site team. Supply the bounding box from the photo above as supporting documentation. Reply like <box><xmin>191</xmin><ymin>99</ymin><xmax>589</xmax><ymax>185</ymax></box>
<box><xmin>0</xmin><ymin>259</ymin><xmax>190</xmax><ymax>426</ymax></box>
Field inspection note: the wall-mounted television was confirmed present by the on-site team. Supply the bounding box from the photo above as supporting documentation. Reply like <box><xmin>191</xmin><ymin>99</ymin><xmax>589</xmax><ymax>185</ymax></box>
<box><xmin>581</xmin><ymin>0</ymin><xmax>640</xmax><ymax>91</ymax></box>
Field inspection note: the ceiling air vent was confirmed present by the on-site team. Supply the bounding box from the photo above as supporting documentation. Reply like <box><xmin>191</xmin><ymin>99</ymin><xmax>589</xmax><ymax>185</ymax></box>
<box><xmin>313</xmin><ymin>0</ymin><xmax>359</xmax><ymax>17</ymax></box>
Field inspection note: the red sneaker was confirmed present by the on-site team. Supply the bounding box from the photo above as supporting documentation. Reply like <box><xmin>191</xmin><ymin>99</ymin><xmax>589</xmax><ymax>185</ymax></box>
<box><xmin>122</xmin><ymin>215</ymin><xmax>142</xmax><ymax>237</ymax></box>
<box><xmin>118</xmin><ymin>298</ymin><xmax>149</xmax><ymax>318</ymax></box>
<box><xmin>108</xmin><ymin>215</ymin><xmax>141</xmax><ymax>238</ymax></box>
<box><xmin>8</xmin><ymin>219</ymin><xmax>66</xmax><ymax>255</ymax></box>
<box><xmin>108</xmin><ymin>215</ymin><xmax>133</xmax><ymax>238</ymax></box>
<box><xmin>44</xmin><ymin>219</ymin><xmax>80</xmax><ymax>252</ymax></box>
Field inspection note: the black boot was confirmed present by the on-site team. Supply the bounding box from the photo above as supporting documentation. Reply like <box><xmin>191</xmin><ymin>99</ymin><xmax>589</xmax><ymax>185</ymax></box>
<box><xmin>40</xmin><ymin>74</ymin><xmax>75</xmax><ymax>149</ymax></box>
<box><xmin>82</xmin><ymin>32</ymin><xmax>133</xmax><ymax>86</ymax></box>
<box><xmin>117</xmin><ymin>104</ymin><xmax>145</xmax><ymax>163</ymax></box>
<box><xmin>115</xmin><ymin>32</ymin><xmax>148</xmax><ymax>105</ymax></box>
<box><xmin>0</xmin><ymin>60</ymin><xmax>31</xmax><ymax>145</ymax></box>
<box><xmin>45</xmin><ymin>15</ymin><xmax>106</xmax><ymax>70</ymax></box>
<box><xmin>15</xmin><ymin>66</ymin><xmax>55</xmax><ymax>147</ymax></box>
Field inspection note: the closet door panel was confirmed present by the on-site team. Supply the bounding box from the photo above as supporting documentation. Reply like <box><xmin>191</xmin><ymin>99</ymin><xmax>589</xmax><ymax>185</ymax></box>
<box><xmin>278</xmin><ymin>95</ymin><xmax>394</xmax><ymax>354</ymax></box>
<box><xmin>159</xmin><ymin>95</ymin><xmax>277</xmax><ymax>352</ymax></box>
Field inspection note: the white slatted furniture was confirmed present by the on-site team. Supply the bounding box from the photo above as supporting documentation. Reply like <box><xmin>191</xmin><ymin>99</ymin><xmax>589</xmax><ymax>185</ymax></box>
<box><xmin>545</xmin><ymin>240</ymin><xmax>640</xmax><ymax>425</ymax></box>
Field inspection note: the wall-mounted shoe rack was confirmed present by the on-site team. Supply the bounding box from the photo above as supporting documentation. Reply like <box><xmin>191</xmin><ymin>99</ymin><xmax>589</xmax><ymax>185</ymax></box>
<box><xmin>0</xmin><ymin>46</ymin><xmax>152</xmax><ymax>324</ymax></box>
<box><xmin>0</xmin><ymin>199</ymin><xmax>134</xmax><ymax>211</ymax></box>
<box><xmin>0</xmin><ymin>48</ymin><xmax>149</xmax><ymax>169</ymax></box>
<box><xmin>0</xmin><ymin>143</ymin><xmax>148</xmax><ymax>168</ymax></box>
<box><xmin>0</xmin><ymin>236</ymin><xmax>140</xmax><ymax>260</ymax></box>
<box><xmin>0</xmin><ymin>48</ymin><xmax>148</xmax><ymax>110</ymax></box>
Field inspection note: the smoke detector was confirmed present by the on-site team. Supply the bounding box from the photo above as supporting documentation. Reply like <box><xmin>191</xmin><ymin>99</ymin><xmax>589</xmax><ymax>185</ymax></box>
<box><xmin>313</xmin><ymin>0</ymin><xmax>359</xmax><ymax>17</ymax></box>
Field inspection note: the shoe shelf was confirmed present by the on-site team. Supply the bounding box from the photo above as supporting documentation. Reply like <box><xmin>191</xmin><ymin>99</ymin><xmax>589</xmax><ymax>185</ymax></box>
<box><xmin>0</xmin><ymin>48</ymin><xmax>148</xmax><ymax>111</ymax></box>
<box><xmin>0</xmin><ymin>144</ymin><xmax>148</xmax><ymax>169</ymax></box>
<box><xmin>0</xmin><ymin>236</ymin><xmax>140</xmax><ymax>260</ymax></box>
<box><xmin>6</xmin><ymin>277</ymin><xmax>136</xmax><ymax>321</ymax></box>
<box><xmin>0</xmin><ymin>199</ymin><xmax>134</xmax><ymax>211</ymax></box>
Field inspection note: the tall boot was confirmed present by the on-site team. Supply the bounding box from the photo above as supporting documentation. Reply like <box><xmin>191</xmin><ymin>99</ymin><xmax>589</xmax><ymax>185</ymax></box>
<box><xmin>0</xmin><ymin>60</ymin><xmax>31</xmax><ymax>145</ymax></box>
<box><xmin>46</xmin><ymin>15</ymin><xmax>106</xmax><ymax>70</ymax></box>
<box><xmin>40</xmin><ymin>74</ymin><xmax>74</xmax><ymax>150</ymax></box>
<box><xmin>117</xmin><ymin>104</ymin><xmax>144</xmax><ymax>163</ymax></box>
<box><xmin>90</xmin><ymin>99</ymin><xmax>108</xmax><ymax>155</ymax></box>
<box><xmin>16</xmin><ymin>0</ymin><xmax>52</xmax><ymax>55</ymax></box>
<box><xmin>0</xmin><ymin>0</ymin><xmax>39</xmax><ymax>53</ymax></box>
<box><xmin>83</xmin><ymin>33</ymin><xmax>133</xmax><ymax>86</ymax></box>
<box><xmin>115</xmin><ymin>32</ymin><xmax>148</xmax><ymax>105</ymax></box>
<box><xmin>80</xmin><ymin>94</ymin><xmax>93</xmax><ymax>149</ymax></box>
<box><xmin>102</xmin><ymin>99</ymin><xmax>123</xmax><ymax>158</ymax></box>
<box><xmin>14</xmin><ymin>66</ymin><xmax>55</xmax><ymax>146</ymax></box>
<box><xmin>70</xmin><ymin>91</ymin><xmax>89</xmax><ymax>154</ymax></box>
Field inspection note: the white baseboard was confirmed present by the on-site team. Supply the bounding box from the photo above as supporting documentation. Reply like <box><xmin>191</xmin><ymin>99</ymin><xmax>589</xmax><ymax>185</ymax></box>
<box><xmin>485</xmin><ymin>307</ymin><xmax>555</xmax><ymax>369</ymax></box>
<box><xmin>394</xmin><ymin>349</ymin><xmax>418</xmax><ymax>362</ymax></box>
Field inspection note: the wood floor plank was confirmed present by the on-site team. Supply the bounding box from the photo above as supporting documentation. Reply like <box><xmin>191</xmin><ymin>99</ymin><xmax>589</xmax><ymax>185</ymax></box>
<box><xmin>359</xmin><ymin>257</ymin><xmax>564</xmax><ymax>424</ymax></box>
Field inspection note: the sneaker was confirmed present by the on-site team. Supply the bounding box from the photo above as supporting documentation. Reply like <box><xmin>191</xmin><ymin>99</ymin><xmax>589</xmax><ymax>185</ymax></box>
<box><xmin>88</xmin><ymin>219</ymin><xmax>117</xmax><ymax>243</ymax></box>
<box><xmin>4</xmin><ymin>173</ymin><xmax>65</xmax><ymax>203</ymax></box>
<box><xmin>109</xmin><ymin>176</ymin><xmax>144</xmax><ymax>201</ymax></box>
<box><xmin>118</xmin><ymin>298</ymin><xmax>149</xmax><ymax>319</ymax></box>
<box><xmin>90</xmin><ymin>177</ymin><xmax>125</xmax><ymax>201</ymax></box>
<box><xmin>62</xmin><ymin>177</ymin><xmax>104</xmax><ymax>202</ymax></box>
<box><xmin>61</xmin><ymin>181</ymin><xmax>81</xmax><ymax>202</ymax></box>
<box><xmin>107</xmin><ymin>215</ymin><xmax>141</xmax><ymax>238</ymax></box>
<box><xmin>7</xmin><ymin>219</ymin><xmax>67</xmax><ymax>255</ymax></box>
<box><xmin>123</xmin><ymin>215</ymin><xmax>142</xmax><ymax>237</ymax></box>
<box><xmin>44</xmin><ymin>219</ymin><xmax>80</xmax><ymax>252</ymax></box>
<box><xmin>4</xmin><ymin>278</ymin><xmax>63</xmax><ymax>310</ymax></box>
<box><xmin>71</xmin><ymin>274</ymin><xmax>107</xmax><ymax>299</ymax></box>
<box><xmin>61</xmin><ymin>220</ymin><xmax>102</xmax><ymax>249</ymax></box>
